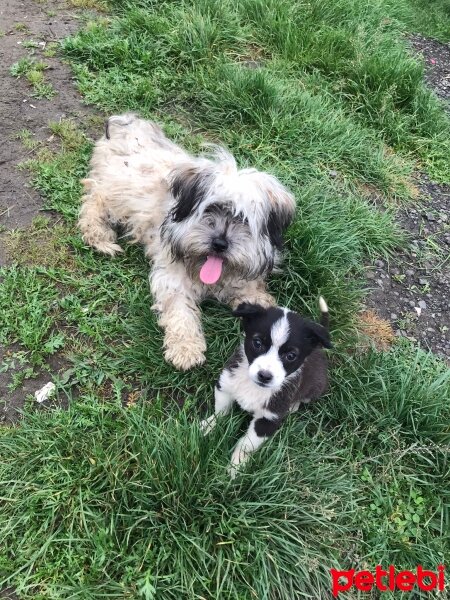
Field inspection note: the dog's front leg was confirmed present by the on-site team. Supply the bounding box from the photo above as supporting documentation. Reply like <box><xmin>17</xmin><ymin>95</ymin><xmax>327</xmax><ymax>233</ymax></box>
<box><xmin>229</xmin><ymin>279</ymin><xmax>276</xmax><ymax>310</ymax></box>
<box><xmin>229</xmin><ymin>415</ymin><xmax>280</xmax><ymax>479</ymax></box>
<box><xmin>201</xmin><ymin>384</ymin><xmax>234</xmax><ymax>435</ymax></box>
<box><xmin>150</xmin><ymin>265</ymin><xmax>206</xmax><ymax>371</ymax></box>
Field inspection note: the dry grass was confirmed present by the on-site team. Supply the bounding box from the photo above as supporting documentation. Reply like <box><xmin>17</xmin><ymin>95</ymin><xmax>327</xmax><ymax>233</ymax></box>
<box><xmin>357</xmin><ymin>309</ymin><xmax>396</xmax><ymax>351</ymax></box>
<box><xmin>3</xmin><ymin>217</ymin><xmax>76</xmax><ymax>270</ymax></box>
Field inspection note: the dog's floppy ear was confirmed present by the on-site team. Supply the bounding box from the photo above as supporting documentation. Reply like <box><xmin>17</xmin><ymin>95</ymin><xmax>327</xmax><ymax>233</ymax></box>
<box><xmin>262</xmin><ymin>176</ymin><xmax>296</xmax><ymax>249</ymax></box>
<box><xmin>168</xmin><ymin>163</ymin><xmax>210</xmax><ymax>222</ymax></box>
<box><xmin>305</xmin><ymin>322</ymin><xmax>332</xmax><ymax>349</ymax></box>
<box><xmin>266</xmin><ymin>206</ymin><xmax>293</xmax><ymax>249</ymax></box>
<box><xmin>232</xmin><ymin>303</ymin><xmax>266</xmax><ymax>319</ymax></box>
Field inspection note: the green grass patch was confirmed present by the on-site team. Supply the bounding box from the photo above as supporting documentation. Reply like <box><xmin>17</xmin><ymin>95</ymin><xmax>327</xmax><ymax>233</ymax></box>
<box><xmin>69</xmin><ymin>0</ymin><xmax>108</xmax><ymax>11</ymax></box>
<box><xmin>1</xmin><ymin>346</ymin><xmax>449</xmax><ymax>598</ymax></box>
<box><xmin>10</xmin><ymin>57</ymin><xmax>57</xmax><ymax>100</ymax></box>
<box><xmin>13</xmin><ymin>22</ymin><xmax>30</xmax><ymax>33</ymax></box>
<box><xmin>0</xmin><ymin>267</ymin><xmax>62</xmax><ymax>364</ymax></box>
<box><xmin>15</xmin><ymin>129</ymin><xmax>40</xmax><ymax>151</ymax></box>
<box><xmin>62</xmin><ymin>0</ymin><xmax>450</xmax><ymax>184</ymax></box>
<box><xmin>3</xmin><ymin>216</ymin><xmax>76</xmax><ymax>270</ymax></box>
<box><xmin>403</xmin><ymin>0</ymin><xmax>450</xmax><ymax>41</ymax></box>
<box><xmin>43</xmin><ymin>42</ymin><xmax>59</xmax><ymax>58</ymax></box>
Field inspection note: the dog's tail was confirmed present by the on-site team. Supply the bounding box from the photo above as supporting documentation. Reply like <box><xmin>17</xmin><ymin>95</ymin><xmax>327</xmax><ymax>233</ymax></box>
<box><xmin>319</xmin><ymin>296</ymin><xmax>329</xmax><ymax>330</ymax></box>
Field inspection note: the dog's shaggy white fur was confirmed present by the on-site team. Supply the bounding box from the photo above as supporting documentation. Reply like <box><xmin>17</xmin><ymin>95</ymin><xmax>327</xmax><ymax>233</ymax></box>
<box><xmin>79</xmin><ymin>114</ymin><xmax>296</xmax><ymax>370</ymax></box>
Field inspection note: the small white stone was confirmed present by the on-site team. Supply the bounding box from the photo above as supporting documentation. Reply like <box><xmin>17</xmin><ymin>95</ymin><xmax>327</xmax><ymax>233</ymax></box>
<box><xmin>35</xmin><ymin>382</ymin><xmax>56</xmax><ymax>403</ymax></box>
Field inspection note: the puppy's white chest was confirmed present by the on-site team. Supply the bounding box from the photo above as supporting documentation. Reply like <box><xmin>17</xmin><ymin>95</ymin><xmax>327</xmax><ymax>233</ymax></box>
<box><xmin>222</xmin><ymin>362</ymin><xmax>273</xmax><ymax>414</ymax></box>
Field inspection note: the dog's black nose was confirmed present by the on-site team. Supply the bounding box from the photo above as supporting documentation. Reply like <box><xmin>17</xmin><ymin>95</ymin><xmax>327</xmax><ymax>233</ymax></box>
<box><xmin>211</xmin><ymin>237</ymin><xmax>228</xmax><ymax>253</ymax></box>
<box><xmin>257</xmin><ymin>370</ymin><xmax>273</xmax><ymax>384</ymax></box>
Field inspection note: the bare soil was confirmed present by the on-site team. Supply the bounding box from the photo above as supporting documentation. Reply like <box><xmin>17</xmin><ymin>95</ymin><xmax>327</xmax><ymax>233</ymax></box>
<box><xmin>411</xmin><ymin>34</ymin><xmax>450</xmax><ymax>107</ymax></box>
<box><xmin>0</xmin><ymin>0</ymin><xmax>94</xmax><ymax>427</ymax></box>
<box><xmin>365</xmin><ymin>37</ymin><xmax>450</xmax><ymax>361</ymax></box>
<box><xmin>0</xmin><ymin>0</ymin><xmax>94</xmax><ymax>261</ymax></box>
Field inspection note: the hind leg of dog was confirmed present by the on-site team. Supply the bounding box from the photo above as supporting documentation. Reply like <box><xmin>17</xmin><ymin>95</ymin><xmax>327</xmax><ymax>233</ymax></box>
<box><xmin>78</xmin><ymin>189</ymin><xmax>123</xmax><ymax>256</ymax></box>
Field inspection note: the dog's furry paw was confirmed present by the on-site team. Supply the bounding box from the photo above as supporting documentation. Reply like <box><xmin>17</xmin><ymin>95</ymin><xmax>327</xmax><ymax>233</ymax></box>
<box><xmin>81</xmin><ymin>235</ymin><xmax>123</xmax><ymax>257</ymax></box>
<box><xmin>94</xmin><ymin>241</ymin><xmax>124</xmax><ymax>256</ymax></box>
<box><xmin>230</xmin><ymin>292</ymin><xmax>275</xmax><ymax>310</ymax></box>
<box><xmin>164</xmin><ymin>345</ymin><xmax>205</xmax><ymax>371</ymax></box>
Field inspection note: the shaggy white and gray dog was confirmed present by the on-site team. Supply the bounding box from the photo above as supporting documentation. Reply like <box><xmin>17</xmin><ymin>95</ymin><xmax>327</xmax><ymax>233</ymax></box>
<box><xmin>78</xmin><ymin>114</ymin><xmax>296</xmax><ymax>370</ymax></box>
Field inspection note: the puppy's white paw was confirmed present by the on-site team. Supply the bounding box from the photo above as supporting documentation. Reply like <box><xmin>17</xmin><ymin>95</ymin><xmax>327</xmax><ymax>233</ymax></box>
<box><xmin>200</xmin><ymin>415</ymin><xmax>217</xmax><ymax>436</ymax></box>
<box><xmin>228</xmin><ymin>463</ymin><xmax>239</xmax><ymax>480</ymax></box>
<box><xmin>229</xmin><ymin>448</ymin><xmax>247</xmax><ymax>479</ymax></box>
<box><xmin>164</xmin><ymin>344</ymin><xmax>206</xmax><ymax>371</ymax></box>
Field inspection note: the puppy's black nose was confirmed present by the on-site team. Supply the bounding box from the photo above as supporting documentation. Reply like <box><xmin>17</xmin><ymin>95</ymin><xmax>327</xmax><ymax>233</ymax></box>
<box><xmin>211</xmin><ymin>237</ymin><xmax>228</xmax><ymax>253</ymax></box>
<box><xmin>257</xmin><ymin>370</ymin><xmax>273</xmax><ymax>384</ymax></box>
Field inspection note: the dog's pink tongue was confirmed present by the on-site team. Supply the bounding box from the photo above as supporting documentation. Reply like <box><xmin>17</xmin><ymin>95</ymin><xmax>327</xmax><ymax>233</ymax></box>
<box><xmin>200</xmin><ymin>256</ymin><xmax>223</xmax><ymax>285</ymax></box>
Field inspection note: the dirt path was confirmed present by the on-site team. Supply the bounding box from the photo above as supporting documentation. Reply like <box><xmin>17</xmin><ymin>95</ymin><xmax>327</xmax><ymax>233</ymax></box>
<box><xmin>365</xmin><ymin>37</ymin><xmax>450</xmax><ymax>360</ymax></box>
<box><xmin>0</xmin><ymin>0</ymin><xmax>95</xmax><ymax>427</ymax></box>
<box><xmin>411</xmin><ymin>34</ymin><xmax>450</xmax><ymax>107</ymax></box>
<box><xmin>0</xmin><ymin>0</ymin><xmax>93</xmax><ymax>262</ymax></box>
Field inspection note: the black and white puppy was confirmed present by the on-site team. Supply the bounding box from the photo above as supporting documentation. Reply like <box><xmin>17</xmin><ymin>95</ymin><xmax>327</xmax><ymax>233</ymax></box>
<box><xmin>201</xmin><ymin>298</ymin><xmax>331</xmax><ymax>477</ymax></box>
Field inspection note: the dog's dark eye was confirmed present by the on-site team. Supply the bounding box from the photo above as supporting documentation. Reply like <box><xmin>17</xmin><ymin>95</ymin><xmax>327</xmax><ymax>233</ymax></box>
<box><xmin>252</xmin><ymin>337</ymin><xmax>263</xmax><ymax>350</ymax></box>
<box><xmin>286</xmin><ymin>351</ymin><xmax>297</xmax><ymax>362</ymax></box>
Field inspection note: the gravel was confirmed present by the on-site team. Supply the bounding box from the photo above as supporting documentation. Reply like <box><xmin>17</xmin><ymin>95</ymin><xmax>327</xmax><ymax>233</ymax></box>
<box><xmin>365</xmin><ymin>35</ymin><xmax>450</xmax><ymax>361</ymax></box>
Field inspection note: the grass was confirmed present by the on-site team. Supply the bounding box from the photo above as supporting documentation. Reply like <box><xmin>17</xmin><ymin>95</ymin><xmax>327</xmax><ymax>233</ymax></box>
<box><xmin>10</xmin><ymin>57</ymin><xmax>57</xmax><ymax>99</ymax></box>
<box><xmin>404</xmin><ymin>0</ymin><xmax>450</xmax><ymax>41</ymax></box>
<box><xmin>68</xmin><ymin>0</ymin><xmax>108</xmax><ymax>11</ymax></box>
<box><xmin>13</xmin><ymin>22</ymin><xmax>30</xmax><ymax>32</ymax></box>
<box><xmin>15</xmin><ymin>129</ymin><xmax>40</xmax><ymax>151</ymax></box>
<box><xmin>62</xmin><ymin>0</ymin><xmax>450</xmax><ymax>183</ymax></box>
<box><xmin>1</xmin><ymin>347</ymin><xmax>449</xmax><ymax>598</ymax></box>
<box><xmin>2</xmin><ymin>0</ymin><xmax>450</xmax><ymax>597</ymax></box>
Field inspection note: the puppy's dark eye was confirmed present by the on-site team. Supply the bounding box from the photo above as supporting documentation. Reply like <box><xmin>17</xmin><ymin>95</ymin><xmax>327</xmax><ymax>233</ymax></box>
<box><xmin>252</xmin><ymin>337</ymin><xmax>263</xmax><ymax>350</ymax></box>
<box><xmin>286</xmin><ymin>351</ymin><xmax>297</xmax><ymax>362</ymax></box>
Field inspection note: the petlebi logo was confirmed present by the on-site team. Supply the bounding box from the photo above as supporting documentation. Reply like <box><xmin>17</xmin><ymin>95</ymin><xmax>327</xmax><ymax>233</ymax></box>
<box><xmin>330</xmin><ymin>565</ymin><xmax>446</xmax><ymax>597</ymax></box>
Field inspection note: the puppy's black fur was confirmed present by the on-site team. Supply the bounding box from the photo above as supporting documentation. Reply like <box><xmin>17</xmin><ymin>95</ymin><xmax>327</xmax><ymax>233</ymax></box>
<box><xmin>202</xmin><ymin>299</ymin><xmax>332</xmax><ymax>476</ymax></box>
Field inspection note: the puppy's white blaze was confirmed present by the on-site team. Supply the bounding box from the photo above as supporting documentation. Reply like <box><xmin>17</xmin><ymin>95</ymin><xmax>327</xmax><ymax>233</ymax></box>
<box><xmin>319</xmin><ymin>296</ymin><xmax>328</xmax><ymax>313</ymax></box>
<box><xmin>270</xmin><ymin>310</ymin><xmax>290</xmax><ymax>348</ymax></box>
<box><xmin>248</xmin><ymin>310</ymin><xmax>291</xmax><ymax>389</ymax></box>
<box><xmin>249</xmin><ymin>348</ymin><xmax>286</xmax><ymax>390</ymax></box>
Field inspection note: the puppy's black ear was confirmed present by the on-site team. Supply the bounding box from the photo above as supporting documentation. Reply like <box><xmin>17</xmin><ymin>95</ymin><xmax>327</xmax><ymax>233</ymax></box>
<box><xmin>232</xmin><ymin>303</ymin><xmax>266</xmax><ymax>319</ymax></box>
<box><xmin>168</xmin><ymin>164</ymin><xmax>210</xmax><ymax>222</ymax></box>
<box><xmin>305</xmin><ymin>322</ymin><xmax>332</xmax><ymax>349</ymax></box>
